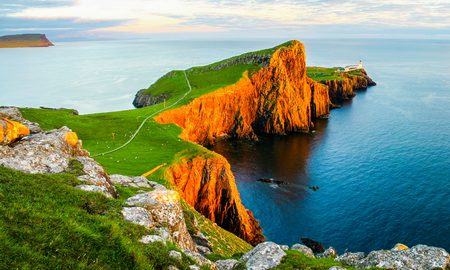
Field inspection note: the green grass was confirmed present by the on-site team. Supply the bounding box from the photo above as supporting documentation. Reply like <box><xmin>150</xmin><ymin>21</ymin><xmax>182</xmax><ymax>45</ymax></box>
<box><xmin>307</xmin><ymin>66</ymin><xmax>364</xmax><ymax>81</ymax></box>
<box><xmin>0</xmin><ymin>166</ymin><xmax>198</xmax><ymax>269</ymax></box>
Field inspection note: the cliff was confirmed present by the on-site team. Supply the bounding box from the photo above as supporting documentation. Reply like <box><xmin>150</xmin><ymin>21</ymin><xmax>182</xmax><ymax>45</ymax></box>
<box><xmin>156</xmin><ymin>41</ymin><xmax>330</xmax><ymax>145</ymax></box>
<box><xmin>165</xmin><ymin>155</ymin><xmax>265</xmax><ymax>245</ymax></box>
<box><xmin>0</xmin><ymin>34</ymin><xmax>54</xmax><ymax>48</ymax></box>
<box><xmin>321</xmin><ymin>70</ymin><xmax>376</xmax><ymax>104</ymax></box>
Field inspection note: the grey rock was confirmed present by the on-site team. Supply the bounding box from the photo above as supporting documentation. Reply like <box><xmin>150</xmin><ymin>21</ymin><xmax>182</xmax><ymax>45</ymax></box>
<box><xmin>110</xmin><ymin>174</ymin><xmax>166</xmax><ymax>189</ymax></box>
<box><xmin>215</xmin><ymin>259</ymin><xmax>239</xmax><ymax>270</ymax></box>
<box><xmin>357</xmin><ymin>245</ymin><xmax>450</xmax><ymax>270</ymax></box>
<box><xmin>291</xmin><ymin>243</ymin><xmax>315</xmax><ymax>258</ymax></box>
<box><xmin>121</xmin><ymin>207</ymin><xmax>154</xmax><ymax>228</ymax></box>
<box><xmin>241</xmin><ymin>242</ymin><xmax>286</xmax><ymax>270</ymax></box>
<box><xmin>335</xmin><ymin>252</ymin><xmax>366</xmax><ymax>266</ymax></box>
<box><xmin>193</xmin><ymin>231</ymin><xmax>212</xmax><ymax>250</ymax></box>
<box><xmin>329</xmin><ymin>267</ymin><xmax>346</xmax><ymax>270</ymax></box>
<box><xmin>280</xmin><ymin>245</ymin><xmax>289</xmax><ymax>251</ymax></box>
<box><xmin>321</xmin><ymin>247</ymin><xmax>337</xmax><ymax>258</ymax></box>
<box><xmin>125</xmin><ymin>190</ymin><xmax>197</xmax><ymax>251</ymax></box>
<box><xmin>169</xmin><ymin>250</ymin><xmax>182</xmax><ymax>261</ymax></box>
<box><xmin>196</xmin><ymin>245</ymin><xmax>212</xmax><ymax>256</ymax></box>
<box><xmin>167</xmin><ymin>265</ymin><xmax>179</xmax><ymax>270</ymax></box>
<box><xmin>189</xmin><ymin>266</ymin><xmax>200</xmax><ymax>270</ymax></box>
<box><xmin>184</xmin><ymin>250</ymin><xmax>217</xmax><ymax>269</ymax></box>
<box><xmin>139</xmin><ymin>235</ymin><xmax>165</xmax><ymax>244</ymax></box>
<box><xmin>76</xmin><ymin>185</ymin><xmax>113</xmax><ymax>198</ymax></box>
<box><xmin>154</xmin><ymin>227</ymin><xmax>171</xmax><ymax>241</ymax></box>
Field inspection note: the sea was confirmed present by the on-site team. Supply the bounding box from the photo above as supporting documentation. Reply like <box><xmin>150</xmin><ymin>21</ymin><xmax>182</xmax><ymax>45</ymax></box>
<box><xmin>1</xmin><ymin>38</ymin><xmax>449</xmax><ymax>253</ymax></box>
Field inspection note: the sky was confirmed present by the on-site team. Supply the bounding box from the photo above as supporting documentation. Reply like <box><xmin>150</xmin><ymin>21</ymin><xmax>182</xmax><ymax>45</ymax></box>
<box><xmin>1</xmin><ymin>0</ymin><xmax>450</xmax><ymax>40</ymax></box>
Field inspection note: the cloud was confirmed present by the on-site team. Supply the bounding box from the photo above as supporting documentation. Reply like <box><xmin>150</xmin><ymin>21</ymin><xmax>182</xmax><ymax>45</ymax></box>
<box><xmin>0</xmin><ymin>0</ymin><xmax>449</xmax><ymax>39</ymax></box>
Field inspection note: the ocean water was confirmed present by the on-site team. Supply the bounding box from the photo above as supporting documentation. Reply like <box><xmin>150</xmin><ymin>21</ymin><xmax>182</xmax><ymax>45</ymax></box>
<box><xmin>1</xmin><ymin>39</ymin><xmax>449</xmax><ymax>252</ymax></box>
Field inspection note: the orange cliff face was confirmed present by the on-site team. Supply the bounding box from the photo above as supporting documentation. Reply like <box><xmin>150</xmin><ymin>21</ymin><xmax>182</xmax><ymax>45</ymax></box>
<box><xmin>322</xmin><ymin>70</ymin><xmax>376</xmax><ymax>104</ymax></box>
<box><xmin>156</xmin><ymin>40</ymin><xmax>330</xmax><ymax>145</ymax></box>
<box><xmin>165</xmin><ymin>155</ymin><xmax>265</xmax><ymax>245</ymax></box>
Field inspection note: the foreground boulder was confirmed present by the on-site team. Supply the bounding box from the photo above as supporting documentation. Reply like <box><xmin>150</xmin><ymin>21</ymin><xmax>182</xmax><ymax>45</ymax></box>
<box><xmin>124</xmin><ymin>190</ymin><xmax>197</xmax><ymax>251</ymax></box>
<box><xmin>241</xmin><ymin>242</ymin><xmax>286</xmax><ymax>270</ymax></box>
<box><xmin>0</xmin><ymin>106</ymin><xmax>41</xmax><ymax>133</ymax></box>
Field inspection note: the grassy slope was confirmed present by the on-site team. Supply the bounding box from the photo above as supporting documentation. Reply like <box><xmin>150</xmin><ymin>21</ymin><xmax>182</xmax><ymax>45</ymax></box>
<box><xmin>306</xmin><ymin>66</ymin><xmax>363</xmax><ymax>81</ymax></box>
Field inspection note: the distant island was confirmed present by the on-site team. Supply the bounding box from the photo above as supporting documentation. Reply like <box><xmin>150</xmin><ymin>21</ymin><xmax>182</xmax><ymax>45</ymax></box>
<box><xmin>0</xmin><ymin>34</ymin><xmax>54</xmax><ymax>48</ymax></box>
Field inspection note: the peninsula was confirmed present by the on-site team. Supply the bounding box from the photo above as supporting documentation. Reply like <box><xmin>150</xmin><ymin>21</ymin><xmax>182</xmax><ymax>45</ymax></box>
<box><xmin>0</xmin><ymin>34</ymin><xmax>54</xmax><ymax>48</ymax></box>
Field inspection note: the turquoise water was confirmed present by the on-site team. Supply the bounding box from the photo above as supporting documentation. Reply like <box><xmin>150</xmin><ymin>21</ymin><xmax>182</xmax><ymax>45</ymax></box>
<box><xmin>1</xmin><ymin>39</ymin><xmax>449</xmax><ymax>252</ymax></box>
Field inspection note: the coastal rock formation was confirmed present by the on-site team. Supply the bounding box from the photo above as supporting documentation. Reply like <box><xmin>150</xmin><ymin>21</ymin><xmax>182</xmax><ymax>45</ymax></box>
<box><xmin>133</xmin><ymin>90</ymin><xmax>170</xmax><ymax>108</ymax></box>
<box><xmin>0</xmin><ymin>34</ymin><xmax>54</xmax><ymax>48</ymax></box>
<box><xmin>321</xmin><ymin>70</ymin><xmax>376</xmax><ymax>104</ymax></box>
<box><xmin>165</xmin><ymin>155</ymin><xmax>265</xmax><ymax>245</ymax></box>
<box><xmin>1</xmin><ymin>106</ymin><xmax>41</xmax><ymax>133</ymax></box>
<box><xmin>156</xmin><ymin>40</ymin><xmax>330</xmax><ymax>145</ymax></box>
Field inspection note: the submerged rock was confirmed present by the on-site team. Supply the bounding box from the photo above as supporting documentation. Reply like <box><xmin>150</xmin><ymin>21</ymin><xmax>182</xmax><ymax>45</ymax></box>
<box><xmin>241</xmin><ymin>242</ymin><xmax>286</xmax><ymax>270</ymax></box>
<box><xmin>301</xmin><ymin>237</ymin><xmax>325</xmax><ymax>253</ymax></box>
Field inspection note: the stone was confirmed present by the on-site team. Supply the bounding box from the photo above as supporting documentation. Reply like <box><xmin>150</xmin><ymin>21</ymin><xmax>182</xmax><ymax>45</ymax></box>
<box><xmin>329</xmin><ymin>267</ymin><xmax>346</xmax><ymax>270</ymax></box>
<box><xmin>110</xmin><ymin>174</ymin><xmax>165</xmax><ymax>189</ymax></box>
<box><xmin>323</xmin><ymin>247</ymin><xmax>337</xmax><ymax>258</ymax></box>
<box><xmin>335</xmin><ymin>252</ymin><xmax>366</xmax><ymax>266</ymax></box>
<box><xmin>392</xmin><ymin>243</ymin><xmax>409</xmax><ymax>251</ymax></box>
<box><xmin>184</xmin><ymin>250</ymin><xmax>217</xmax><ymax>269</ymax></box>
<box><xmin>280</xmin><ymin>245</ymin><xmax>289</xmax><ymax>251</ymax></box>
<box><xmin>291</xmin><ymin>243</ymin><xmax>314</xmax><ymax>258</ymax></box>
<box><xmin>215</xmin><ymin>259</ymin><xmax>239</xmax><ymax>270</ymax></box>
<box><xmin>357</xmin><ymin>245</ymin><xmax>450</xmax><ymax>269</ymax></box>
<box><xmin>188</xmin><ymin>266</ymin><xmax>200</xmax><ymax>270</ymax></box>
<box><xmin>196</xmin><ymin>245</ymin><xmax>212</xmax><ymax>256</ymax></box>
<box><xmin>241</xmin><ymin>242</ymin><xmax>286</xmax><ymax>270</ymax></box>
<box><xmin>125</xmin><ymin>190</ymin><xmax>197</xmax><ymax>251</ymax></box>
<box><xmin>121</xmin><ymin>207</ymin><xmax>154</xmax><ymax>228</ymax></box>
<box><xmin>301</xmin><ymin>237</ymin><xmax>325</xmax><ymax>253</ymax></box>
<box><xmin>76</xmin><ymin>185</ymin><xmax>113</xmax><ymax>198</ymax></box>
<box><xmin>139</xmin><ymin>235</ymin><xmax>165</xmax><ymax>244</ymax></box>
<box><xmin>167</xmin><ymin>265</ymin><xmax>179</xmax><ymax>270</ymax></box>
<box><xmin>192</xmin><ymin>232</ymin><xmax>212</xmax><ymax>250</ymax></box>
<box><xmin>168</xmin><ymin>250</ymin><xmax>182</xmax><ymax>261</ymax></box>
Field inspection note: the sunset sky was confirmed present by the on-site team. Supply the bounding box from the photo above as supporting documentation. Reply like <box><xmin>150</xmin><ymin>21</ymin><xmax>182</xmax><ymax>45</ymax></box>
<box><xmin>1</xmin><ymin>0</ymin><xmax>449</xmax><ymax>40</ymax></box>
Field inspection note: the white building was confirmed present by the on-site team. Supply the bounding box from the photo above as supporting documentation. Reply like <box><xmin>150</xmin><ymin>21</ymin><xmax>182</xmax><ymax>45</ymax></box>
<box><xmin>337</xmin><ymin>61</ymin><xmax>364</xmax><ymax>72</ymax></box>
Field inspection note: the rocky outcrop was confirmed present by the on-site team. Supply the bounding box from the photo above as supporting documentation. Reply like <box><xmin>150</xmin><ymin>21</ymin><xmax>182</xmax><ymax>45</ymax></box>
<box><xmin>133</xmin><ymin>90</ymin><xmax>170</xmax><ymax>108</ymax></box>
<box><xmin>124</xmin><ymin>190</ymin><xmax>197</xmax><ymax>251</ymax></box>
<box><xmin>0</xmin><ymin>107</ymin><xmax>116</xmax><ymax>197</ymax></box>
<box><xmin>0</xmin><ymin>118</ymin><xmax>30</xmax><ymax>145</ymax></box>
<box><xmin>321</xmin><ymin>70</ymin><xmax>376</xmax><ymax>104</ymax></box>
<box><xmin>156</xmin><ymin>40</ymin><xmax>330</xmax><ymax>145</ymax></box>
<box><xmin>336</xmin><ymin>244</ymin><xmax>450</xmax><ymax>269</ymax></box>
<box><xmin>165</xmin><ymin>155</ymin><xmax>264</xmax><ymax>245</ymax></box>
<box><xmin>1</xmin><ymin>106</ymin><xmax>41</xmax><ymax>133</ymax></box>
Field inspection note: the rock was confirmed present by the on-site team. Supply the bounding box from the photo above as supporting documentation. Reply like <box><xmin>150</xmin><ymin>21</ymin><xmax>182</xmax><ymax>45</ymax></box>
<box><xmin>168</xmin><ymin>250</ymin><xmax>182</xmax><ymax>261</ymax></box>
<box><xmin>0</xmin><ymin>118</ymin><xmax>30</xmax><ymax>145</ymax></box>
<box><xmin>241</xmin><ymin>242</ymin><xmax>286</xmax><ymax>270</ymax></box>
<box><xmin>167</xmin><ymin>265</ymin><xmax>179</xmax><ymax>270</ymax></box>
<box><xmin>121</xmin><ymin>207</ymin><xmax>154</xmax><ymax>228</ymax></box>
<box><xmin>322</xmin><ymin>247</ymin><xmax>337</xmax><ymax>258</ymax></box>
<box><xmin>192</xmin><ymin>232</ymin><xmax>212</xmax><ymax>250</ymax></box>
<box><xmin>291</xmin><ymin>243</ymin><xmax>314</xmax><ymax>258</ymax></box>
<box><xmin>301</xmin><ymin>237</ymin><xmax>325</xmax><ymax>253</ymax></box>
<box><xmin>329</xmin><ymin>267</ymin><xmax>346</xmax><ymax>270</ymax></box>
<box><xmin>215</xmin><ymin>259</ymin><xmax>239</xmax><ymax>270</ymax></box>
<box><xmin>392</xmin><ymin>243</ymin><xmax>409</xmax><ymax>251</ymax></box>
<box><xmin>335</xmin><ymin>252</ymin><xmax>366</xmax><ymax>266</ymax></box>
<box><xmin>125</xmin><ymin>190</ymin><xmax>197</xmax><ymax>251</ymax></box>
<box><xmin>189</xmin><ymin>266</ymin><xmax>200</xmax><ymax>270</ymax></box>
<box><xmin>196</xmin><ymin>245</ymin><xmax>212</xmax><ymax>256</ymax></box>
<box><xmin>280</xmin><ymin>245</ymin><xmax>289</xmax><ymax>251</ymax></box>
<box><xmin>139</xmin><ymin>235</ymin><xmax>165</xmax><ymax>244</ymax></box>
<box><xmin>154</xmin><ymin>227</ymin><xmax>171</xmax><ymax>241</ymax></box>
<box><xmin>110</xmin><ymin>174</ymin><xmax>166</xmax><ymax>189</ymax></box>
<box><xmin>76</xmin><ymin>156</ymin><xmax>117</xmax><ymax>197</ymax></box>
<box><xmin>356</xmin><ymin>245</ymin><xmax>450</xmax><ymax>269</ymax></box>
<box><xmin>0</xmin><ymin>106</ymin><xmax>42</xmax><ymax>133</ymax></box>
<box><xmin>76</xmin><ymin>185</ymin><xmax>113</xmax><ymax>198</ymax></box>
<box><xmin>184</xmin><ymin>250</ymin><xmax>217</xmax><ymax>269</ymax></box>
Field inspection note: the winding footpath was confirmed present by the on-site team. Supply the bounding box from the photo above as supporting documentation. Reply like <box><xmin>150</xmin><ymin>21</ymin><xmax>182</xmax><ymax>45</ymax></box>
<box><xmin>92</xmin><ymin>70</ymin><xmax>193</xmax><ymax>157</ymax></box>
